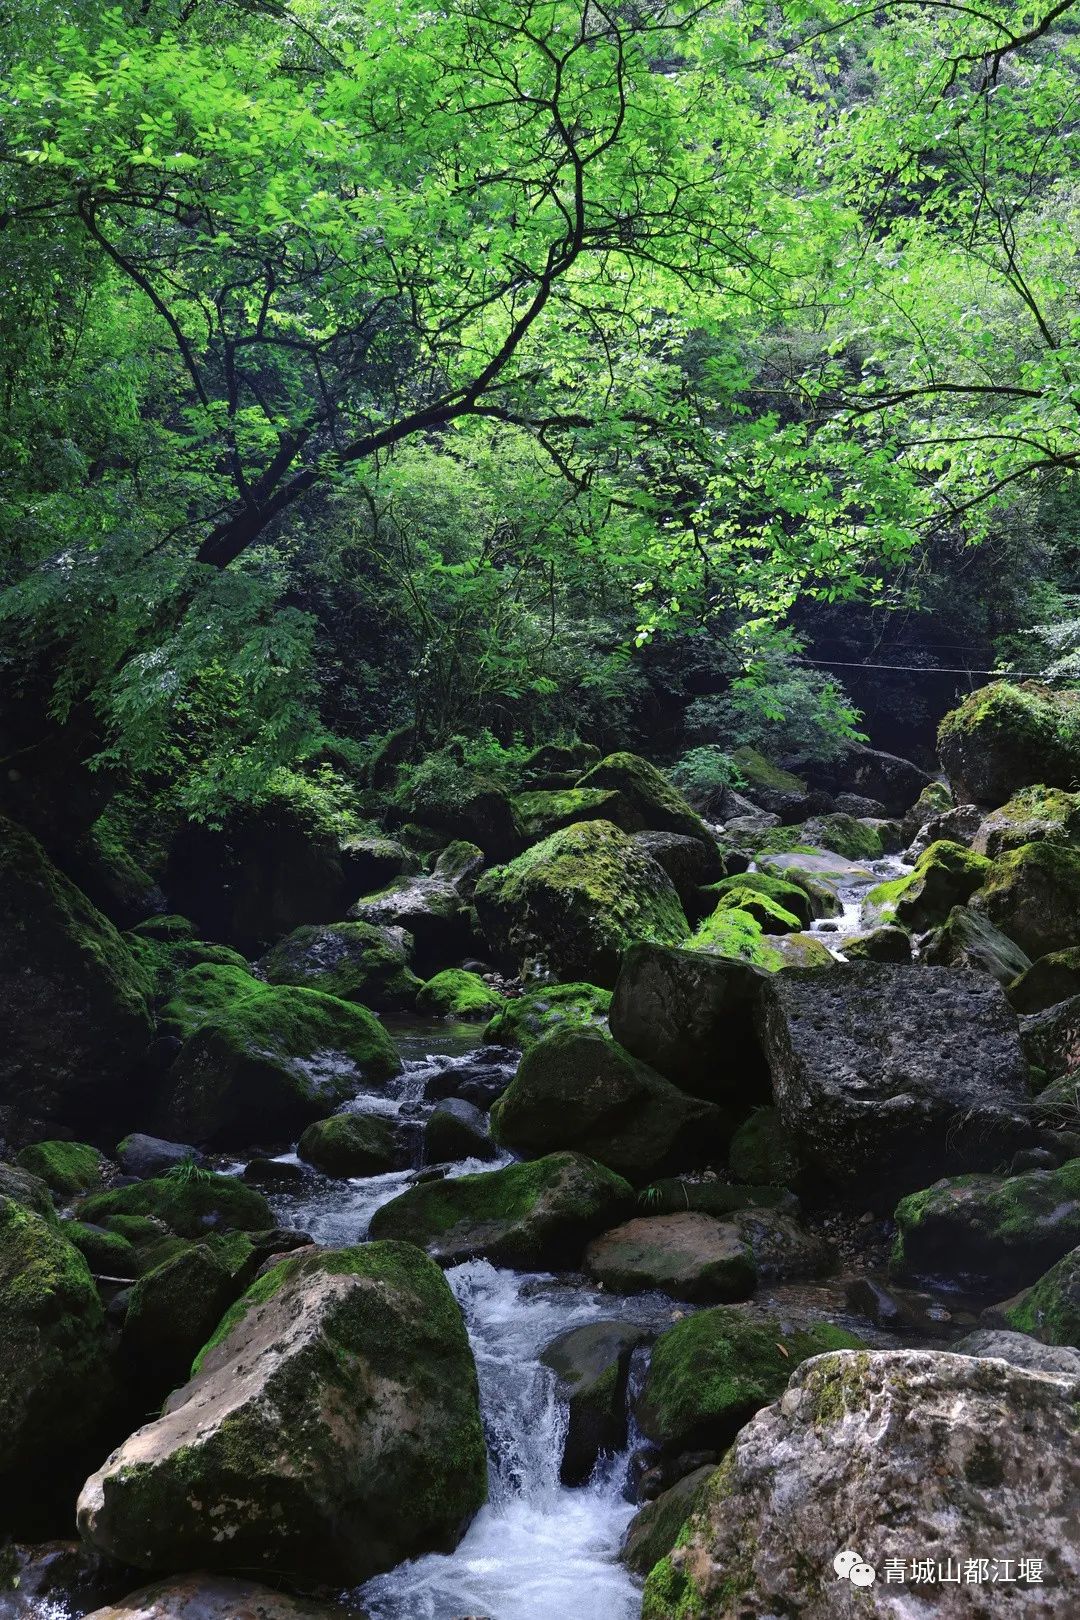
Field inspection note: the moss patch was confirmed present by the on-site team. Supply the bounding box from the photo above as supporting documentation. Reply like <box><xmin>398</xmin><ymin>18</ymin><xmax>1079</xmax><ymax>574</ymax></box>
<box><xmin>79</xmin><ymin>1172</ymin><xmax>272</xmax><ymax>1238</ymax></box>
<box><xmin>637</xmin><ymin>1307</ymin><xmax>864</xmax><ymax>1454</ymax></box>
<box><xmin>416</xmin><ymin>969</ymin><xmax>504</xmax><ymax>1021</ymax></box>
<box><xmin>484</xmin><ymin>982</ymin><xmax>612</xmax><ymax>1048</ymax></box>
<box><xmin>15</xmin><ymin>1140</ymin><xmax>107</xmax><ymax>1198</ymax></box>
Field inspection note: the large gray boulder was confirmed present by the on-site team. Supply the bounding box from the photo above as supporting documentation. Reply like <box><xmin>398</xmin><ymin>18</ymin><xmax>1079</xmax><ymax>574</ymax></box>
<box><xmin>756</xmin><ymin>963</ymin><xmax>1034</xmax><ymax>1209</ymax></box>
<box><xmin>77</xmin><ymin>1243</ymin><xmax>487</xmax><ymax>1585</ymax></box>
<box><xmin>642</xmin><ymin>1349</ymin><xmax>1080</xmax><ymax>1619</ymax></box>
<box><xmin>608</xmin><ymin>942</ymin><xmax>770</xmax><ymax>1103</ymax></box>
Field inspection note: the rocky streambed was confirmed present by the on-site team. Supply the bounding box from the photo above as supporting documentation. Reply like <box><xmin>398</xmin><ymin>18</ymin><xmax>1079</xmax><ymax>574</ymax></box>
<box><xmin>6</xmin><ymin>696</ymin><xmax>1080</xmax><ymax>1619</ymax></box>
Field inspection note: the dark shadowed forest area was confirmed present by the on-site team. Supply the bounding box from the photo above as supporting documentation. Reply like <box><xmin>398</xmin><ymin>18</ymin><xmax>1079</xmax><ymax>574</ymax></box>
<box><xmin>2</xmin><ymin>3</ymin><xmax>1080</xmax><ymax>1618</ymax></box>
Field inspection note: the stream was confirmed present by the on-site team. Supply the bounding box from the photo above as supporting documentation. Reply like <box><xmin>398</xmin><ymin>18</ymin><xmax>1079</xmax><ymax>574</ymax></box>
<box><xmin>266</xmin><ymin>1025</ymin><xmax>680</xmax><ymax>1620</ymax></box>
<box><xmin>23</xmin><ymin>851</ymin><xmax>923</xmax><ymax>1619</ymax></box>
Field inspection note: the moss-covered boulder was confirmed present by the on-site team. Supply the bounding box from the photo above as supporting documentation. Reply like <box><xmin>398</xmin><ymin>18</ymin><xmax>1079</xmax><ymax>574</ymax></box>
<box><xmin>685</xmin><ymin>904</ymin><xmax>786</xmax><ymax>970</ymax></box>
<box><xmin>973</xmin><ymin>840</ymin><xmax>1080</xmax><ymax>958</ymax></box>
<box><xmin>938</xmin><ymin>680</ymin><xmax>1080</xmax><ymax>805</ymax></box>
<box><xmin>160</xmin><ymin>984</ymin><xmax>401</xmax><ymax>1146</ymax></box>
<box><xmin>404</xmin><ymin>780</ymin><xmax>523</xmax><ymax>862</ymax></box>
<box><xmin>0</xmin><ymin>815</ymin><xmax>152</xmax><ymax>1128</ymax></box>
<box><xmin>921</xmin><ymin>903</ymin><xmax>1032</xmax><ymax>985</ymax></box>
<box><xmin>1006</xmin><ymin>1246</ymin><xmax>1080</xmax><ymax>1346</ymax></box>
<box><xmin>474</xmin><ymin>820</ymin><xmax>688</xmax><ymax>987</ymax></box>
<box><xmin>67</xmin><ymin>1221</ymin><xmax>139</xmax><ymax>1278</ymax></box>
<box><xmin>158</xmin><ymin>962</ymin><xmax>265</xmax><ymax>1040</ymax></box>
<box><xmin>574</xmin><ymin>752</ymin><xmax>713</xmax><ymax>844</ymax></box>
<box><xmin>864</xmin><ymin>839</ymin><xmax>990</xmax><ymax>932</ymax></box>
<box><xmin>756</xmin><ymin>813</ymin><xmax>887</xmax><ymax>863</ymax></box>
<box><xmin>416</xmin><ymin>968</ymin><xmax>504</xmax><ymax>1021</ymax></box>
<box><xmin>347</xmin><ymin>864</ymin><xmax>478</xmax><ymax>975</ymax></box>
<box><xmin>513</xmin><ymin>786</ymin><xmax>622</xmax><ymax>842</ymax></box>
<box><xmin>764</xmin><ymin>931</ymin><xmax>836</xmax><ymax>969</ymax></box>
<box><xmin>635</xmin><ymin>1307</ymin><xmax>864</xmax><ymax>1456</ymax></box>
<box><xmin>710</xmin><ymin>886</ymin><xmax>803</xmax><ymax>936</ymax></box>
<box><xmin>368</xmin><ymin>1151</ymin><xmax>632</xmax><ymax>1267</ymax></box>
<box><xmin>424</xmin><ymin>1098</ymin><xmax>498</xmax><ymax>1164</ymax></box>
<box><xmin>729</xmin><ymin>747</ymin><xmax>813</xmax><ymax>817</ymax></box>
<box><xmin>297</xmin><ymin>1111</ymin><xmax>406</xmax><ymax>1177</ymax></box>
<box><xmin>622</xmin><ymin>1465</ymin><xmax>716</xmax><ymax>1578</ymax></box>
<box><xmin>338</xmin><ymin>833</ymin><xmax>419</xmax><ymax>895</ymax></box>
<box><xmin>79</xmin><ymin>1173</ymin><xmax>272</xmax><ymax>1239</ymax></box>
<box><xmin>703</xmin><ymin>873</ymin><xmax>815</xmax><ymax>928</ymax></box>
<box><xmin>609</xmin><ymin>942</ymin><xmax>771</xmax><ymax>1104</ymax></box>
<box><xmin>1009</xmin><ymin>947</ymin><xmax>1080</xmax><ymax>1014</ymax></box>
<box><xmin>0</xmin><ymin>1160</ymin><xmax>56</xmax><ymax>1218</ymax></box>
<box><xmin>643</xmin><ymin>1347</ymin><xmax>1080</xmax><ymax>1620</ymax></box>
<box><xmin>257</xmin><ymin>920</ymin><xmax>421</xmax><ymax>1010</ymax></box>
<box><xmin>78</xmin><ymin>1242</ymin><xmax>488</xmax><ymax>1585</ymax></box>
<box><xmin>899</xmin><ymin>778</ymin><xmax>954</xmax><ymax>844</ymax></box>
<box><xmin>121</xmin><ymin>1244</ymin><xmax>238</xmax><ymax>1396</ymax></box>
<box><xmin>892</xmin><ymin>1160</ymin><xmax>1080</xmax><ymax>1292</ymax></box>
<box><xmin>973</xmin><ymin>784</ymin><xmax>1080</xmax><ymax>859</ymax></box>
<box><xmin>519</xmin><ymin>740</ymin><xmax>601</xmax><ymax>790</ymax></box>
<box><xmin>15</xmin><ymin>1140</ymin><xmax>108</xmax><ymax>1199</ymax></box>
<box><xmin>0</xmin><ymin>1197</ymin><xmax>112</xmax><ymax>1485</ymax></box>
<box><xmin>484</xmin><ymin>982</ymin><xmax>611</xmax><ymax>1049</ymax></box>
<box><xmin>727</xmin><ymin>1107</ymin><xmax>800</xmax><ymax>1188</ymax></box>
<box><xmin>540</xmin><ymin>1320</ymin><xmax>650</xmax><ymax>1485</ymax></box>
<box><xmin>490</xmin><ymin>1028</ymin><xmax>725</xmax><ymax>1183</ymax></box>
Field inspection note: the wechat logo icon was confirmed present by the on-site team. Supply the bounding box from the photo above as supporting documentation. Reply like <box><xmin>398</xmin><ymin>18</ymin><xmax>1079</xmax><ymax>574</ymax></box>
<box><xmin>834</xmin><ymin>1549</ymin><xmax>877</xmax><ymax>1587</ymax></box>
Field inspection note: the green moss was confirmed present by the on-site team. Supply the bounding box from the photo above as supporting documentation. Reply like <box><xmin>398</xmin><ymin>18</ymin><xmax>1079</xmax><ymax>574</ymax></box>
<box><xmin>475</xmin><ymin>819</ymin><xmax>690</xmax><ymax>986</ymax></box>
<box><xmin>713</xmin><ymin>886</ymin><xmax>802</xmax><ymax>934</ymax></box>
<box><xmin>258</xmin><ymin>920</ymin><xmax>421</xmax><ymax>1007</ymax></box>
<box><xmin>297</xmin><ymin>1111</ymin><xmax>402</xmax><ymax>1176</ymax></box>
<box><xmin>938</xmin><ymin>682</ymin><xmax>1080</xmax><ymax>802</ymax></box>
<box><xmin>513</xmin><ymin>787</ymin><xmax>620</xmax><ymax>840</ymax></box>
<box><xmin>641</xmin><ymin>1552</ymin><xmax>705</xmax><ymax>1620</ymax></box>
<box><xmin>756</xmin><ymin>813</ymin><xmax>885</xmax><ymax>862</ymax></box>
<box><xmin>800</xmin><ymin>1349</ymin><xmax>874</xmax><ymax>1428</ymax></box>
<box><xmin>575</xmin><ymin>751</ymin><xmax>712</xmax><ymax>843</ymax></box>
<box><xmin>163</xmin><ymin>982</ymin><xmax>402</xmax><ymax>1145</ymax></box>
<box><xmin>728</xmin><ymin>1107</ymin><xmax>800</xmax><ymax>1187</ymax></box>
<box><xmin>66</xmin><ymin>1219</ymin><xmax>139</xmax><ymax>1276</ymax></box>
<box><xmin>416</xmin><ymin>968</ymin><xmax>505</xmax><ymax>1021</ymax></box>
<box><xmin>703</xmin><ymin>873</ymin><xmax>817</xmax><ymax>927</ymax></box>
<box><xmin>1006</xmin><ymin>1246</ymin><xmax>1080</xmax><ymax>1345</ymax></box>
<box><xmin>867</xmin><ymin>839</ymin><xmax>990</xmax><ymax>930</ymax></box>
<box><xmin>686</xmin><ymin>904</ymin><xmax>785</xmax><ymax>970</ymax></box>
<box><xmin>1009</xmin><ymin>949</ymin><xmax>1080</xmax><ymax>1014</ymax></box>
<box><xmin>484</xmin><ymin>982</ymin><xmax>612</xmax><ymax>1048</ymax></box>
<box><xmin>730</xmin><ymin>747</ymin><xmax>807</xmax><ymax>798</ymax></box>
<box><xmin>0</xmin><ymin>1196</ymin><xmax>111</xmax><ymax>1469</ymax></box>
<box><xmin>977</xmin><ymin>840</ymin><xmax>1080</xmax><ymax>958</ymax></box>
<box><xmin>369</xmin><ymin>1151</ymin><xmax>632</xmax><ymax>1266</ymax></box>
<box><xmin>637</xmin><ymin>1307</ymin><xmax>865</xmax><ymax>1453</ymax></box>
<box><xmin>892</xmin><ymin>1160</ymin><xmax>1080</xmax><ymax>1287</ymax></box>
<box><xmin>79</xmin><ymin>1172</ymin><xmax>272</xmax><ymax>1238</ymax></box>
<box><xmin>159</xmin><ymin>961</ymin><xmax>265</xmax><ymax>1038</ymax></box>
<box><xmin>15</xmin><ymin>1140</ymin><xmax>107</xmax><ymax>1197</ymax></box>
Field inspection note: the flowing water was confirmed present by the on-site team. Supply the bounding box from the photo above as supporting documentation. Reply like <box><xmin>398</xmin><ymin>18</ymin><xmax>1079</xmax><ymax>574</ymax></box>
<box><xmin>21</xmin><ymin>856</ymin><xmax>918</xmax><ymax>1619</ymax></box>
<box><xmin>261</xmin><ymin>1029</ymin><xmax>683</xmax><ymax>1620</ymax></box>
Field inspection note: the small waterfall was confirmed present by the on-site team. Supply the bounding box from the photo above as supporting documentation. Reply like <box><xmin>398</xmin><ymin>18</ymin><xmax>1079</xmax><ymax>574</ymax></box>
<box><xmin>359</xmin><ymin>1261</ymin><xmax>649</xmax><ymax>1620</ymax></box>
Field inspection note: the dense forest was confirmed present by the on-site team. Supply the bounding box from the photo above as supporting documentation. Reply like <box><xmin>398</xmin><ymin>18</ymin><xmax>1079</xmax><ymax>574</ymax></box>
<box><xmin>3</xmin><ymin>3</ymin><xmax>1080</xmax><ymax>1618</ymax></box>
